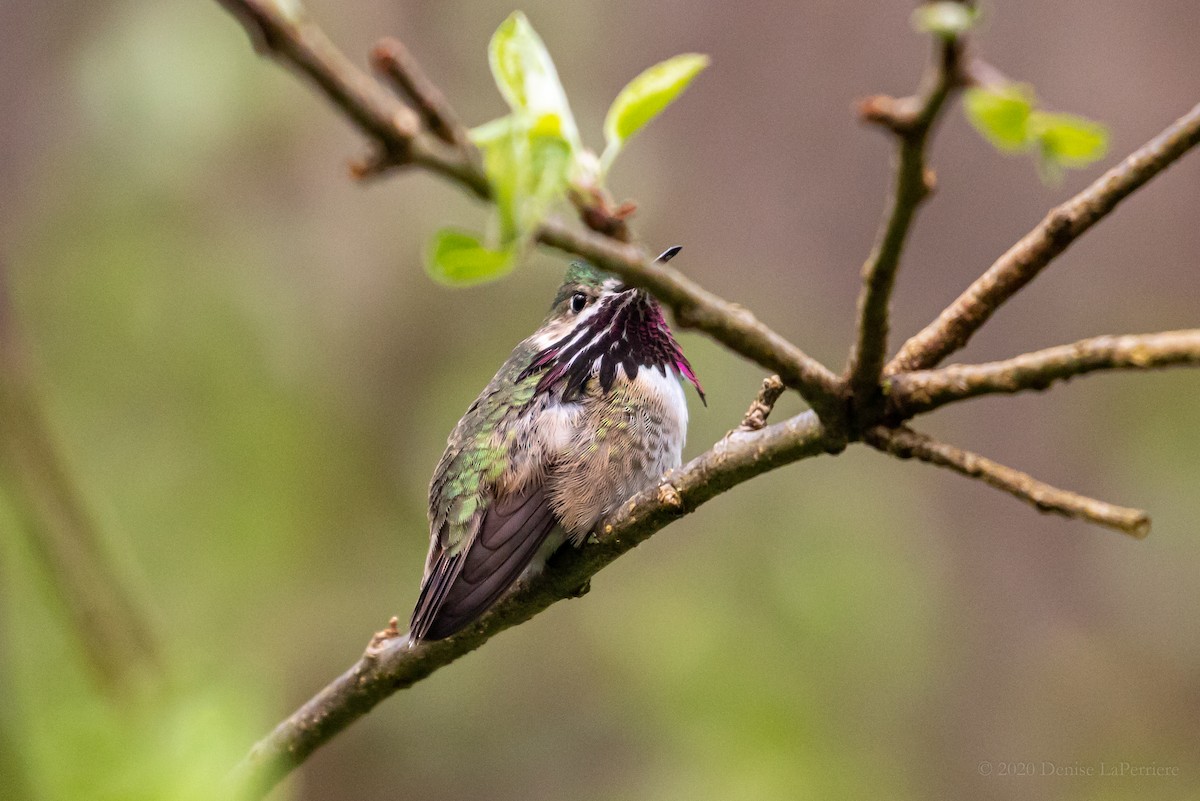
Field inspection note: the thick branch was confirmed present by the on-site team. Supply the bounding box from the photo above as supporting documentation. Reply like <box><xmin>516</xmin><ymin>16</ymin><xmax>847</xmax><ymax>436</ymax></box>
<box><xmin>866</xmin><ymin>425</ymin><xmax>1150</xmax><ymax>538</ymax></box>
<box><xmin>888</xmin><ymin>101</ymin><xmax>1200</xmax><ymax>374</ymax></box>
<box><xmin>215</xmin><ymin>0</ymin><xmax>490</xmax><ymax>196</ymax></box>
<box><xmin>537</xmin><ymin>218</ymin><xmax>847</xmax><ymax>427</ymax></box>
<box><xmin>890</xmin><ymin>330</ymin><xmax>1200</xmax><ymax>416</ymax></box>
<box><xmin>234</xmin><ymin>411</ymin><xmax>832</xmax><ymax>797</ymax></box>
<box><xmin>848</xmin><ymin>36</ymin><xmax>961</xmax><ymax>414</ymax></box>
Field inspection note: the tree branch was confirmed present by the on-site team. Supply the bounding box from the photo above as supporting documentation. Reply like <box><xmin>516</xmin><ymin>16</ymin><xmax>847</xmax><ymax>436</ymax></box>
<box><xmin>887</xmin><ymin>101</ymin><xmax>1200</xmax><ymax>375</ymax></box>
<box><xmin>865</xmin><ymin>425</ymin><xmax>1150</xmax><ymax>538</ymax></box>
<box><xmin>847</xmin><ymin>34</ymin><xmax>962</xmax><ymax>416</ymax></box>
<box><xmin>233</xmin><ymin>411</ymin><xmax>833</xmax><ymax>797</ymax></box>
<box><xmin>206</xmin><ymin>0</ymin><xmax>1200</xmax><ymax>793</ymax></box>
<box><xmin>370</xmin><ymin>37</ymin><xmax>470</xmax><ymax>150</ymax></box>
<box><xmin>890</xmin><ymin>330</ymin><xmax>1200</xmax><ymax>417</ymax></box>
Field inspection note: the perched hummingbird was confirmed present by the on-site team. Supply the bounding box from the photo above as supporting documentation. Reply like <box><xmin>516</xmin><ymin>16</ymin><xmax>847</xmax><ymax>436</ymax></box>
<box><xmin>409</xmin><ymin>249</ymin><xmax>703</xmax><ymax>641</ymax></box>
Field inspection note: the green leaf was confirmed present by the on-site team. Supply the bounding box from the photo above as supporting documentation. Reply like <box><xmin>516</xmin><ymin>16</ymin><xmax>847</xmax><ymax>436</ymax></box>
<box><xmin>1029</xmin><ymin>111</ymin><xmax>1109</xmax><ymax>166</ymax></box>
<box><xmin>474</xmin><ymin>119</ymin><xmax>528</xmax><ymax>242</ymax></box>
<box><xmin>911</xmin><ymin>2</ymin><xmax>979</xmax><ymax>38</ymax></box>
<box><xmin>528</xmin><ymin>134</ymin><xmax>572</xmax><ymax>208</ymax></box>
<box><xmin>963</xmin><ymin>85</ymin><xmax>1035</xmax><ymax>151</ymax></box>
<box><xmin>469</xmin><ymin>115</ymin><xmax>516</xmax><ymax>145</ymax></box>
<box><xmin>601</xmin><ymin>53</ymin><xmax>709</xmax><ymax>172</ymax></box>
<box><xmin>425</xmin><ymin>229</ymin><xmax>515</xmax><ymax>286</ymax></box>
<box><xmin>487</xmin><ymin>12</ymin><xmax>580</xmax><ymax>149</ymax></box>
<box><xmin>965</xmin><ymin>83</ymin><xmax>1109</xmax><ymax>185</ymax></box>
<box><xmin>471</xmin><ymin>119</ymin><xmax>571</xmax><ymax>246</ymax></box>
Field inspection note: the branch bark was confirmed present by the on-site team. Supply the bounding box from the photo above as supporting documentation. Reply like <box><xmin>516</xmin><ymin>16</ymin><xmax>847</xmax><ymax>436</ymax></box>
<box><xmin>370</xmin><ymin>37</ymin><xmax>470</xmax><ymax>150</ymax></box>
<box><xmin>890</xmin><ymin>330</ymin><xmax>1200</xmax><ymax>417</ymax></box>
<box><xmin>848</xmin><ymin>35</ymin><xmax>961</xmax><ymax>416</ymax></box>
<box><xmin>233</xmin><ymin>411</ymin><xmax>832</xmax><ymax>797</ymax></box>
<box><xmin>865</xmin><ymin>425</ymin><xmax>1150</xmax><ymax>538</ymax></box>
<box><xmin>888</xmin><ymin>101</ymin><xmax>1200</xmax><ymax>375</ymax></box>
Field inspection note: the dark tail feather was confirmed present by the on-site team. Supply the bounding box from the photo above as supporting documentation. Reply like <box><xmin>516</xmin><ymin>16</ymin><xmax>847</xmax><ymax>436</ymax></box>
<box><xmin>411</xmin><ymin>485</ymin><xmax>558</xmax><ymax>641</ymax></box>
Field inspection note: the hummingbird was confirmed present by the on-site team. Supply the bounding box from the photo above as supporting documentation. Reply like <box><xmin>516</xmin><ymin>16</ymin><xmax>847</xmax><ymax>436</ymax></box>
<box><xmin>409</xmin><ymin>249</ymin><xmax>703</xmax><ymax>641</ymax></box>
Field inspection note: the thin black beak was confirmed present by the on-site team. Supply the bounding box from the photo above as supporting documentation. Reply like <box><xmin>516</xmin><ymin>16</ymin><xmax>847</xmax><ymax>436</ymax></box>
<box><xmin>656</xmin><ymin>245</ymin><xmax>682</xmax><ymax>264</ymax></box>
<box><xmin>613</xmin><ymin>245</ymin><xmax>682</xmax><ymax>294</ymax></box>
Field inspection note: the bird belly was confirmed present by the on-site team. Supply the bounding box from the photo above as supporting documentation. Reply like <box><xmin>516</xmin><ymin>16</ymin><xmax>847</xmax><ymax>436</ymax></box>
<box><xmin>549</xmin><ymin>366</ymin><xmax>689</xmax><ymax>539</ymax></box>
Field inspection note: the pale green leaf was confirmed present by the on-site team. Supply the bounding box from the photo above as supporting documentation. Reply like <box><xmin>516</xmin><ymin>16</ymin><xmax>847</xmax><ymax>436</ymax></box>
<box><xmin>963</xmin><ymin>85</ymin><xmax>1035</xmax><ymax>151</ymax></box>
<box><xmin>425</xmin><ymin>229</ymin><xmax>515</xmax><ymax>286</ymax></box>
<box><xmin>474</xmin><ymin>119</ymin><xmax>529</xmax><ymax>242</ymax></box>
<box><xmin>911</xmin><ymin>2</ymin><xmax>978</xmax><ymax>38</ymax></box>
<box><xmin>472</xmin><ymin>120</ymin><xmax>571</xmax><ymax>245</ymax></box>
<box><xmin>528</xmin><ymin>135</ymin><xmax>572</xmax><ymax>205</ymax></box>
<box><xmin>487</xmin><ymin>12</ymin><xmax>579</xmax><ymax>149</ymax></box>
<box><xmin>1029</xmin><ymin>111</ymin><xmax>1109</xmax><ymax>166</ymax></box>
<box><xmin>965</xmin><ymin>83</ymin><xmax>1109</xmax><ymax>184</ymax></box>
<box><xmin>469</xmin><ymin>115</ymin><xmax>516</xmax><ymax>145</ymax></box>
<box><xmin>601</xmin><ymin>53</ymin><xmax>709</xmax><ymax>171</ymax></box>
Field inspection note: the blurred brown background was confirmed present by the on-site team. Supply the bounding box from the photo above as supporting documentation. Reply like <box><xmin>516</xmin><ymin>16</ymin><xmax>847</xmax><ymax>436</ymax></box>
<box><xmin>1</xmin><ymin>1</ymin><xmax>1199</xmax><ymax>800</ymax></box>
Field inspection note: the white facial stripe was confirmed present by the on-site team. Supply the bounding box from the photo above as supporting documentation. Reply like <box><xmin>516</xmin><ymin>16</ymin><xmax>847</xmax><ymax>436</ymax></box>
<box><xmin>555</xmin><ymin>291</ymin><xmax>631</xmax><ymax>372</ymax></box>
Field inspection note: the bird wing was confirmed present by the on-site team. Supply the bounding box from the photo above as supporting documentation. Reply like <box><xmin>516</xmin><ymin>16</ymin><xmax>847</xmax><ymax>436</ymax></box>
<box><xmin>411</xmin><ymin>338</ymin><xmax>557</xmax><ymax>641</ymax></box>
<box><xmin>410</xmin><ymin>482</ymin><xmax>558</xmax><ymax>641</ymax></box>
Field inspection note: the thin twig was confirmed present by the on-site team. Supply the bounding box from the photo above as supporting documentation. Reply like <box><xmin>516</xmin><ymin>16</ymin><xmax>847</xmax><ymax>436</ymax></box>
<box><xmin>845</xmin><ymin>18</ymin><xmax>963</xmax><ymax>419</ymax></box>
<box><xmin>738</xmin><ymin>375</ymin><xmax>786</xmax><ymax>431</ymax></box>
<box><xmin>888</xmin><ymin>101</ymin><xmax>1200</xmax><ymax>375</ymax></box>
<box><xmin>537</xmin><ymin>218</ymin><xmax>847</xmax><ymax>427</ymax></box>
<box><xmin>0</xmin><ymin>259</ymin><xmax>161</xmax><ymax>692</ymax></box>
<box><xmin>890</xmin><ymin>330</ymin><xmax>1200</xmax><ymax>417</ymax></box>
<box><xmin>865</xmin><ymin>425</ymin><xmax>1150</xmax><ymax>538</ymax></box>
<box><xmin>370</xmin><ymin>37</ymin><xmax>470</xmax><ymax>150</ymax></box>
<box><xmin>233</xmin><ymin>411</ymin><xmax>832</xmax><ymax>797</ymax></box>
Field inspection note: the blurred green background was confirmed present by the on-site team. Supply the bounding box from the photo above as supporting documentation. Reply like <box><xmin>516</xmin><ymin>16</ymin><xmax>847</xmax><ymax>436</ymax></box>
<box><xmin>2</xmin><ymin>1</ymin><xmax>1199</xmax><ymax>799</ymax></box>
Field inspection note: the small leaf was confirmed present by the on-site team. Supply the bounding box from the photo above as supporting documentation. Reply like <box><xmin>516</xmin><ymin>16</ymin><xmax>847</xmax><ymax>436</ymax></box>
<box><xmin>1030</xmin><ymin>111</ymin><xmax>1109</xmax><ymax>166</ymax></box>
<box><xmin>911</xmin><ymin>2</ymin><xmax>978</xmax><ymax>38</ymax></box>
<box><xmin>425</xmin><ymin>229</ymin><xmax>515</xmax><ymax>286</ymax></box>
<box><xmin>601</xmin><ymin>53</ymin><xmax>709</xmax><ymax>172</ymax></box>
<box><xmin>965</xmin><ymin>83</ymin><xmax>1110</xmax><ymax>184</ymax></box>
<box><xmin>487</xmin><ymin>12</ymin><xmax>580</xmax><ymax>149</ymax></box>
<box><xmin>528</xmin><ymin>135</ymin><xmax>572</xmax><ymax>205</ymax></box>
<box><xmin>963</xmin><ymin>85</ymin><xmax>1035</xmax><ymax>151</ymax></box>
<box><xmin>469</xmin><ymin>115</ymin><xmax>515</xmax><ymax>145</ymax></box>
<box><xmin>472</xmin><ymin>119</ymin><xmax>571</xmax><ymax>245</ymax></box>
<box><xmin>475</xmin><ymin>120</ymin><xmax>528</xmax><ymax>242</ymax></box>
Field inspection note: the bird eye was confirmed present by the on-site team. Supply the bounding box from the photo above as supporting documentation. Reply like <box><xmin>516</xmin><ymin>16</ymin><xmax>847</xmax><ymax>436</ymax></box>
<box><xmin>570</xmin><ymin>293</ymin><xmax>588</xmax><ymax>313</ymax></box>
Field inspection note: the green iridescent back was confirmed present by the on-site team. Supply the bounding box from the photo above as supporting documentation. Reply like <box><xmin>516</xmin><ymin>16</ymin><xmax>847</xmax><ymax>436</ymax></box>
<box><xmin>427</xmin><ymin>338</ymin><xmax>540</xmax><ymax>556</ymax></box>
